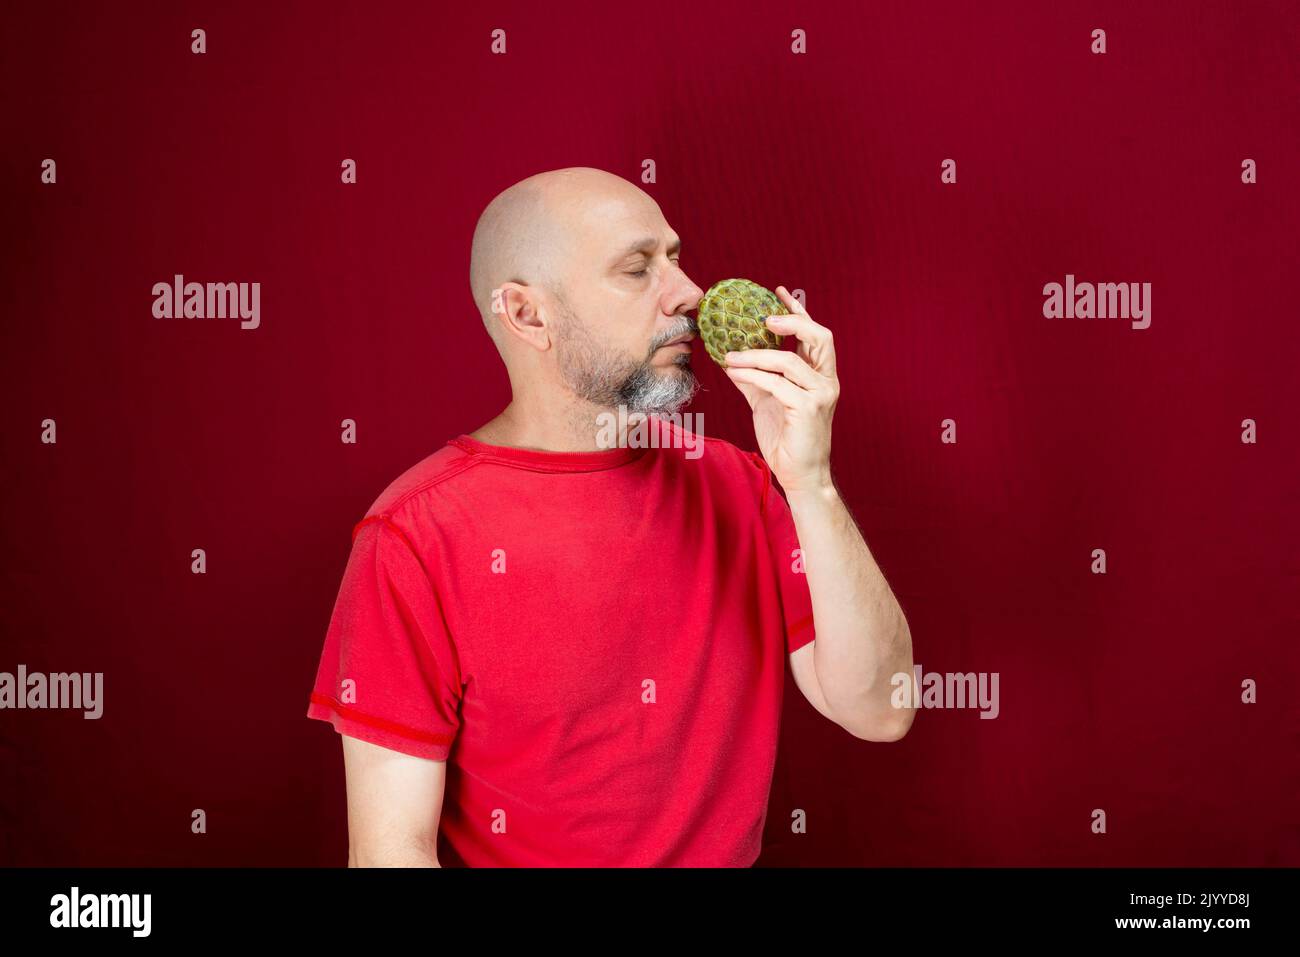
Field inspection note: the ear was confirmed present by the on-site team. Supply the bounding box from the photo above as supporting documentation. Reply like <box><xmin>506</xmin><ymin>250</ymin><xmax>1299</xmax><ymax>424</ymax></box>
<box><xmin>495</xmin><ymin>282</ymin><xmax>549</xmax><ymax>350</ymax></box>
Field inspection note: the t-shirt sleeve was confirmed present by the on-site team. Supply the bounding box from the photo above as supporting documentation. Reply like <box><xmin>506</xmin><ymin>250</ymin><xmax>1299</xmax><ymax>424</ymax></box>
<box><xmin>749</xmin><ymin>451</ymin><xmax>817</xmax><ymax>655</ymax></box>
<box><xmin>305</xmin><ymin>514</ymin><xmax>464</xmax><ymax>761</ymax></box>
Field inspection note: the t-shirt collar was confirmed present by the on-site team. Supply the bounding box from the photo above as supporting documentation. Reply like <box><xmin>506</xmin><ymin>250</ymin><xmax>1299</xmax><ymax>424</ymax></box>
<box><xmin>448</xmin><ymin>431</ymin><xmax>651</xmax><ymax>473</ymax></box>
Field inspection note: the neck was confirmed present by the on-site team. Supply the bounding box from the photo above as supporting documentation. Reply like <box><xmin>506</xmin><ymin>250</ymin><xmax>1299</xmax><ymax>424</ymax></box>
<box><xmin>471</xmin><ymin>398</ymin><xmax>653</xmax><ymax>453</ymax></box>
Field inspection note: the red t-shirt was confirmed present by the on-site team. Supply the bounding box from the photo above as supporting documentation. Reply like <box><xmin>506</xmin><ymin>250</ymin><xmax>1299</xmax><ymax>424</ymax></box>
<box><xmin>305</xmin><ymin>416</ymin><xmax>815</xmax><ymax>866</ymax></box>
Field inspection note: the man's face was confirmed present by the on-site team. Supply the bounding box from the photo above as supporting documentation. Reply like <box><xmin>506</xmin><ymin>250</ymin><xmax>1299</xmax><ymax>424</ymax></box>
<box><xmin>549</xmin><ymin>194</ymin><xmax>705</xmax><ymax>416</ymax></box>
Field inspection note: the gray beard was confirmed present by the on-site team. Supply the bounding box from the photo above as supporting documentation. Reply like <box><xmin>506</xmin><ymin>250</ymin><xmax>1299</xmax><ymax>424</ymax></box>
<box><xmin>553</xmin><ymin>300</ymin><xmax>700</xmax><ymax>416</ymax></box>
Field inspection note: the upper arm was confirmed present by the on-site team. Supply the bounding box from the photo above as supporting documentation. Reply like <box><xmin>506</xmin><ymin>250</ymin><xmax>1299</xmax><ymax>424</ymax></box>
<box><xmin>305</xmin><ymin>515</ymin><xmax>466</xmax><ymax>865</ymax></box>
<box><xmin>342</xmin><ymin>734</ymin><xmax>447</xmax><ymax>867</ymax></box>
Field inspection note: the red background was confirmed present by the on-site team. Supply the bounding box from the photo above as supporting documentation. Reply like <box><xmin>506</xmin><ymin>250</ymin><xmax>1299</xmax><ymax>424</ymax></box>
<box><xmin>2</xmin><ymin>0</ymin><xmax>1296</xmax><ymax>866</ymax></box>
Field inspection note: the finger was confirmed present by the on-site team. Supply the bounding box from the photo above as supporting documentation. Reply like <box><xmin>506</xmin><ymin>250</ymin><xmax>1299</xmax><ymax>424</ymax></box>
<box><xmin>773</xmin><ymin>284</ymin><xmax>819</xmax><ymax>329</ymax></box>
<box><xmin>724</xmin><ymin>365</ymin><xmax>813</xmax><ymax>411</ymax></box>
<box><xmin>769</xmin><ymin>287</ymin><xmax>836</xmax><ymax>377</ymax></box>
<box><xmin>775</xmin><ymin>285</ymin><xmax>808</xmax><ymax>317</ymax></box>
<box><xmin>767</xmin><ymin>288</ymin><xmax>826</xmax><ymax>341</ymax></box>
<box><xmin>767</xmin><ymin>311</ymin><xmax>837</xmax><ymax>379</ymax></box>
<box><xmin>724</xmin><ymin>347</ymin><xmax>824</xmax><ymax>392</ymax></box>
<box><xmin>769</xmin><ymin>286</ymin><xmax>820</xmax><ymax>371</ymax></box>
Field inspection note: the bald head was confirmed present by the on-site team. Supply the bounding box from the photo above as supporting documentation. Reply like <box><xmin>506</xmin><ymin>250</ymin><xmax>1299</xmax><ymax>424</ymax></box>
<box><xmin>468</xmin><ymin>167</ymin><xmax>657</xmax><ymax>347</ymax></box>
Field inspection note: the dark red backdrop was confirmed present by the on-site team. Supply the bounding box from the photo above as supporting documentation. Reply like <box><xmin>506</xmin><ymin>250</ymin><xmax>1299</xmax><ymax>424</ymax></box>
<box><xmin>2</xmin><ymin>0</ymin><xmax>1296</xmax><ymax>866</ymax></box>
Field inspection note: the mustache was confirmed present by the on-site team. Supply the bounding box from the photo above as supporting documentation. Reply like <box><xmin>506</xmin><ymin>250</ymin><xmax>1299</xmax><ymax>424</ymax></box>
<box><xmin>653</xmin><ymin>316</ymin><xmax>698</xmax><ymax>349</ymax></box>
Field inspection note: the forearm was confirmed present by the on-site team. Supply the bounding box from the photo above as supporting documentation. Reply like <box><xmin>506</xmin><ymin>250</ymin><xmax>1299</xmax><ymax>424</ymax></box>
<box><xmin>786</xmin><ymin>481</ymin><xmax>914</xmax><ymax>740</ymax></box>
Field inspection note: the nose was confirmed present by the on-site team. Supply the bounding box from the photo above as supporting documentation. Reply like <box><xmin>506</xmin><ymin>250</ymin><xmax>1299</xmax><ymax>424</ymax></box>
<box><xmin>670</xmin><ymin>268</ymin><xmax>705</xmax><ymax>319</ymax></box>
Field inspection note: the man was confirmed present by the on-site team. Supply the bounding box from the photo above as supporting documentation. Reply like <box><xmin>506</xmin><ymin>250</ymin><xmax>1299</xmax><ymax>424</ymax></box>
<box><xmin>305</xmin><ymin>166</ymin><xmax>915</xmax><ymax>867</ymax></box>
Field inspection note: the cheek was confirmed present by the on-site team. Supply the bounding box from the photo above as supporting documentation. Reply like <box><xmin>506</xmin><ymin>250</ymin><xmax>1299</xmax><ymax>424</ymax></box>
<box><xmin>610</xmin><ymin>321</ymin><xmax>653</xmax><ymax>356</ymax></box>
<box><xmin>585</xmin><ymin>293</ymin><xmax>655</xmax><ymax>355</ymax></box>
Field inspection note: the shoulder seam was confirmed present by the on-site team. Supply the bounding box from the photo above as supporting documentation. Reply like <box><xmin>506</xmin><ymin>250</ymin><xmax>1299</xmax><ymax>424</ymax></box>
<box><xmin>350</xmin><ymin>518</ymin><xmax>436</xmax><ymax>589</ymax></box>
<box><xmin>346</xmin><ymin>511</ymin><xmax>474</xmax><ymax>695</ymax></box>
<box><xmin>351</xmin><ymin>514</ymin><xmax>418</xmax><ymax>551</ymax></box>
<box><xmin>379</xmin><ymin>453</ymin><xmax>486</xmax><ymax>520</ymax></box>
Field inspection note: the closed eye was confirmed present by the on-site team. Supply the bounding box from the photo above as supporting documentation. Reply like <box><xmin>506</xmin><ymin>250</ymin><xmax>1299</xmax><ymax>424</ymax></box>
<box><xmin>628</xmin><ymin>258</ymin><xmax>679</xmax><ymax>279</ymax></box>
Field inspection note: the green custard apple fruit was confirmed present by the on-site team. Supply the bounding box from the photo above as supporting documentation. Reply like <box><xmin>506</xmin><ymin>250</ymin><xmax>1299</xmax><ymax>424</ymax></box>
<box><xmin>696</xmin><ymin>278</ymin><xmax>789</xmax><ymax>367</ymax></box>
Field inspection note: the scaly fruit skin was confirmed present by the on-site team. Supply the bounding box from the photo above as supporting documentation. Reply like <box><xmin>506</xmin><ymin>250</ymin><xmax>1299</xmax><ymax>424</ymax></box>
<box><xmin>696</xmin><ymin>278</ymin><xmax>788</xmax><ymax>367</ymax></box>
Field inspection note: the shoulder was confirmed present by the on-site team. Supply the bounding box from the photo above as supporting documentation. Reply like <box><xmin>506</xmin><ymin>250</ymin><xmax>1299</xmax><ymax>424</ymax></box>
<box><xmin>355</xmin><ymin>440</ymin><xmax>481</xmax><ymax>533</ymax></box>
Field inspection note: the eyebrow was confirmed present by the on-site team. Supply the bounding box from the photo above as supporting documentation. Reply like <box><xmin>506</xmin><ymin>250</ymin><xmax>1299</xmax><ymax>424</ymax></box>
<box><xmin>614</xmin><ymin>236</ymin><xmax>682</xmax><ymax>261</ymax></box>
